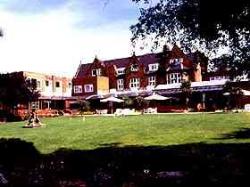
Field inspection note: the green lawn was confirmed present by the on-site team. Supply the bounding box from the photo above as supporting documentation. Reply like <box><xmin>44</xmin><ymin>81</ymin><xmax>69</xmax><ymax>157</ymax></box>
<box><xmin>1</xmin><ymin>112</ymin><xmax>250</xmax><ymax>153</ymax></box>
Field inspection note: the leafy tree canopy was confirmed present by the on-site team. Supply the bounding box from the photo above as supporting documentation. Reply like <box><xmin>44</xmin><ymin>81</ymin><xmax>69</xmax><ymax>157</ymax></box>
<box><xmin>131</xmin><ymin>0</ymin><xmax>250</xmax><ymax>76</ymax></box>
<box><xmin>0</xmin><ymin>73</ymin><xmax>40</xmax><ymax>108</ymax></box>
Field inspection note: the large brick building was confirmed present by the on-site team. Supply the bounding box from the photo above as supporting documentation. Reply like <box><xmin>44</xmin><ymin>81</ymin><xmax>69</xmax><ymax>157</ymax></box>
<box><xmin>73</xmin><ymin>45</ymin><xmax>207</xmax><ymax>96</ymax></box>
<box><xmin>72</xmin><ymin>45</ymin><xmax>250</xmax><ymax>112</ymax></box>
<box><xmin>73</xmin><ymin>45</ymin><xmax>207</xmax><ymax>98</ymax></box>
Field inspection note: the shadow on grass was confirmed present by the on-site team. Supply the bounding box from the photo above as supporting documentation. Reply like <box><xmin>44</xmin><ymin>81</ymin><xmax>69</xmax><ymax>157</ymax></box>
<box><xmin>1</xmin><ymin>138</ymin><xmax>250</xmax><ymax>186</ymax></box>
<box><xmin>217</xmin><ymin>128</ymin><xmax>250</xmax><ymax>139</ymax></box>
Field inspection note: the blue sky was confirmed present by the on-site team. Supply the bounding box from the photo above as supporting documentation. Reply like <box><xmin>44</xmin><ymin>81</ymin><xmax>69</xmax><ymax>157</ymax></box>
<box><xmin>0</xmin><ymin>0</ymin><xmax>153</xmax><ymax>76</ymax></box>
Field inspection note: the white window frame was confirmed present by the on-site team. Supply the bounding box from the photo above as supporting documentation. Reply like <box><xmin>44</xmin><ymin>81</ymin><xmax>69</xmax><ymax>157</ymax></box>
<box><xmin>148</xmin><ymin>63</ymin><xmax>159</xmax><ymax>72</ymax></box>
<box><xmin>129</xmin><ymin>78</ymin><xmax>140</xmax><ymax>89</ymax></box>
<box><xmin>117</xmin><ymin>68</ymin><xmax>125</xmax><ymax>75</ymax></box>
<box><xmin>148</xmin><ymin>76</ymin><xmax>156</xmax><ymax>87</ymax></box>
<box><xmin>117</xmin><ymin>79</ymin><xmax>124</xmax><ymax>91</ymax></box>
<box><xmin>166</xmin><ymin>73</ymin><xmax>182</xmax><ymax>84</ymax></box>
<box><xmin>92</xmin><ymin>68</ymin><xmax>101</xmax><ymax>76</ymax></box>
<box><xmin>169</xmin><ymin>58</ymin><xmax>183</xmax><ymax>65</ymax></box>
<box><xmin>84</xmin><ymin>84</ymin><xmax>94</xmax><ymax>93</ymax></box>
<box><xmin>131</xmin><ymin>64</ymin><xmax>139</xmax><ymax>72</ymax></box>
<box><xmin>74</xmin><ymin>85</ymin><xmax>82</xmax><ymax>94</ymax></box>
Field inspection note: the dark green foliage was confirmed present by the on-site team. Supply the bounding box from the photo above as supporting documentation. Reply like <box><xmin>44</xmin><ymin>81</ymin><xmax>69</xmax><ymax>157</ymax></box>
<box><xmin>122</xmin><ymin>96</ymin><xmax>134</xmax><ymax>107</ymax></box>
<box><xmin>131</xmin><ymin>0</ymin><xmax>250</xmax><ymax>76</ymax></box>
<box><xmin>223</xmin><ymin>81</ymin><xmax>243</xmax><ymax>109</ymax></box>
<box><xmin>0</xmin><ymin>73</ymin><xmax>40</xmax><ymax>109</ymax></box>
<box><xmin>181</xmin><ymin>80</ymin><xmax>192</xmax><ymax>108</ymax></box>
<box><xmin>79</xmin><ymin>100</ymin><xmax>90</xmax><ymax>113</ymax></box>
<box><xmin>134</xmin><ymin>96</ymin><xmax>149</xmax><ymax>111</ymax></box>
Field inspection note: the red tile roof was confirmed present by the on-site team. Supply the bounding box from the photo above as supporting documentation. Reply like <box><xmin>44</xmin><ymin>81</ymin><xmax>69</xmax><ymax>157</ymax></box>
<box><xmin>76</xmin><ymin>53</ymin><xmax>158</xmax><ymax>78</ymax></box>
<box><xmin>74</xmin><ymin>47</ymin><xmax>201</xmax><ymax>78</ymax></box>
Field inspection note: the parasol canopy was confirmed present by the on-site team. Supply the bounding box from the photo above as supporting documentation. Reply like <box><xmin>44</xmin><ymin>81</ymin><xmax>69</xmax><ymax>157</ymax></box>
<box><xmin>100</xmin><ymin>96</ymin><xmax>124</xmax><ymax>103</ymax></box>
<box><xmin>144</xmin><ymin>93</ymin><xmax>171</xmax><ymax>101</ymax></box>
<box><xmin>242</xmin><ymin>89</ymin><xmax>250</xmax><ymax>96</ymax></box>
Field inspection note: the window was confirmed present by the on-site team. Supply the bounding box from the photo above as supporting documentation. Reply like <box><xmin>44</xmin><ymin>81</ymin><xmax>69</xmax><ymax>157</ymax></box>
<box><xmin>129</xmin><ymin>78</ymin><xmax>140</xmax><ymax>89</ymax></box>
<box><xmin>148</xmin><ymin>76</ymin><xmax>156</xmax><ymax>86</ymax></box>
<box><xmin>36</xmin><ymin>80</ymin><xmax>41</xmax><ymax>88</ymax></box>
<box><xmin>117</xmin><ymin>68</ymin><xmax>125</xmax><ymax>75</ymax></box>
<box><xmin>56</xmin><ymin>81</ymin><xmax>60</xmax><ymax>88</ymax></box>
<box><xmin>148</xmin><ymin>63</ymin><xmax>159</xmax><ymax>71</ymax></box>
<box><xmin>92</xmin><ymin>68</ymin><xmax>101</xmax><ymax>76</ymax></box>
<box><xmin>117</xmin><ymin>79</ymin><xmax>124</xmax><ymax>90</ymax></box>
<box><xmin>74</xmin><ymin>85</ymin><xmax>82</xmax><ymax>94</ymax></box>
<box><xmin>45</xmin><ymin>80</ymin><xmax>49</xmax><ymax>87</ymax></box>
<box><xmin>84</xmin><ymin>84</ymin><xmax>94</xmax><ymax>93</ymax></box>
<box><xmin>68</xmin><ymin>82</ymin><xmax>72</xmax><ymax>88</ymax></box>
<box><xmin>166</xmin><ymin>73</ymin><xmax>182</xmax><ymax>84</ymax></box>
<box><xmin>131</xmin><ymin>64</ymin><xmax>139</xmax><ymax>72</ymax></box>
<box><xmin>169</xmin><ymin>58</ymin><xmax>183</xmax><ymax>65</ymax></box>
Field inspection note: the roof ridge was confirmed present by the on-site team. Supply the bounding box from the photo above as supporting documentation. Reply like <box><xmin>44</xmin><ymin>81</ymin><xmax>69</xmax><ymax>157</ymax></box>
<box><xmin>103</xmin><ymin>52</ymin><xmax>157</xmax><ymax>62</ymax></box>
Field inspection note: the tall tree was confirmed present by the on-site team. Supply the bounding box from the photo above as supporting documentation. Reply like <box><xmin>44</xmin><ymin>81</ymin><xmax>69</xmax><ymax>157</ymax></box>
<box><xmin>0</xmin><ymin>73</ymin><xmax>40</xmax><ymax>110</ymax></box>
<box><xmin>180</xmin><ymin>80</ymin><xmax>192</xmax><ymax>109</ymax></box>
<box><xmin>131</xmin><ymin>0</ymin><xmax>250</xmax><ymax>77</ymax></box>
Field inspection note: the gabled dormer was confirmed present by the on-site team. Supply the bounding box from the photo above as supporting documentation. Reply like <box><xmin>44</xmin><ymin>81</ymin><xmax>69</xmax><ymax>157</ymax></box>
<box><xmin>167</xmin><ymin>44</ymin><xmax>192</xmax><ymax>72</ymax></box>
<box><xmin>124</xmin><ymin>52</ymin><xmax>147</xmax><ymax>90</ymax></box>
<box><xmin>129</xmin><ymin>52</ymin><xmax>140</xmax><ymax>72</ymax></box>
<box><xmin>90</xmin><ymin>56</ymin><xmax>105</xmax><ymax>77</ymax></box>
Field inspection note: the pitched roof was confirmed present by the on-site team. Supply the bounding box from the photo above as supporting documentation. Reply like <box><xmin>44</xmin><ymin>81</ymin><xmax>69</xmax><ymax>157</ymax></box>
<box><xmin>103</xmin><ymin>53</ymin><xmax>158</xmax><ymax>68</ymax></box>
<box><xmin>75</xmin><ymin>46</ymin><xmax>200</xmax><ymax>78</ymax></box>
<box><xmin>76</xmin><ymin>53</ymin><xmax>158</xmax><ymax>78</ymax></box>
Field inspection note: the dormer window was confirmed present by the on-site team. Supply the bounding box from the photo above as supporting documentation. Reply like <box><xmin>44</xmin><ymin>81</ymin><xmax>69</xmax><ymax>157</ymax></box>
<box><xmin>117</xmin><ymin>68</ymin><xmax>125</xmax><ymax>75</ymax></box>
<box><xmin>148</xmin><ymin>63</ymin><xmax>159</xmax><ymax>72</ymax></box>
<box><xmin>169</xmin><ymin>58</ymin><xmax>183</xmax><ymax>65</ymax></box>
<box><xmin>131</xmin><ymin>64</ymin><xmax>139</xmax><ymax>72</ymax></box>
<box><xmin>92</xmin><ymin>68</ymin><xmax>101</xmax><ymax>76</ymax></box>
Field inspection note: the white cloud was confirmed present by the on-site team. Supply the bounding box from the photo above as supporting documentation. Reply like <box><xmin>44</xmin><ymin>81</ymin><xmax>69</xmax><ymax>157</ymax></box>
<box><xmin>0</xmin><ymin>2</ymin><xmax>149</xmax><ymax>77</ymax></box>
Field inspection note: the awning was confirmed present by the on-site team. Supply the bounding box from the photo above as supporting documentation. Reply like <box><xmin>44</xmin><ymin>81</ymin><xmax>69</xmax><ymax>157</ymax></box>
<box><xmin>144</xmin><ymin>93</ymin><xmax>171</xmax><ymax>101</ymax></box>
<box><xmin>100</xmin><ymin>96</ymin><xmax>124</xmax><ymax>103</ymax></box>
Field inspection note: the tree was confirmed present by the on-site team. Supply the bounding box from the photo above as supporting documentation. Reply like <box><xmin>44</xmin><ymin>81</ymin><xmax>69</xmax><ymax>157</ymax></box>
<box><xmin>180</xmin><ymin>80</ymin><xmax>192</xmax><ymax>110</ymax></box>
<box><xmin>131</xmin><ymin>0</ymin><xmax>250</xmax><ymax>77</ymax></box>
<box><xmin>0</xmin><ymin>73</ymin><xmax>40</xmax><ymax>111</ymax></box>
<box><xmin>223</xmin><ymin>82</ymin><xmax>243</xmax><ymax>109</ymax></box>
<box><xmin>122</xmin><ymin>96</ymin><xmax>134</xmax><ymax>107</ymax></box>
<box><xmin>134</xmin><ymin>96</ymin><xmax>149</xmax><ymax>112</ymax></box>
<box><xmin>78</xmin><ymin>99</ymin><xmax>90</xmax><ymax>115</ymax></box>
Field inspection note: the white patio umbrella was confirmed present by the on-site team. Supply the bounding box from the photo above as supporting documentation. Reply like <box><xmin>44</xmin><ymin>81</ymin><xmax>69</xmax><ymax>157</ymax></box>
<box><xmin>100</xmin><ymin>96</ymin><xmax>124</xmax><ymax>103</ymax></box>
<box><xmin>241</xmin><ymin>89</ymin><xmax>250</xmax><ymax>96</ymax></box>
<box><xmin>144</xmin><ymin>93</ymin><xmax>171</xmax><ymax>101</ymax></box>
<box><xmin>223</xmin><ymin>92</ymin><xmax>230</xmax><ymax>96</ymax></box>
<box><xmin>100</xmin><ymin>96</ymin><xmax>124</xmax><ymax>114</ymax></box>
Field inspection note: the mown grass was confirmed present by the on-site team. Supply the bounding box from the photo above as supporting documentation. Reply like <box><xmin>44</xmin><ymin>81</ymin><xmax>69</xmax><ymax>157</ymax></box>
<box><xmin>0</xmin><ymin>112</ymin><xmax>250</xmax><ymax>153</ymax></box>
